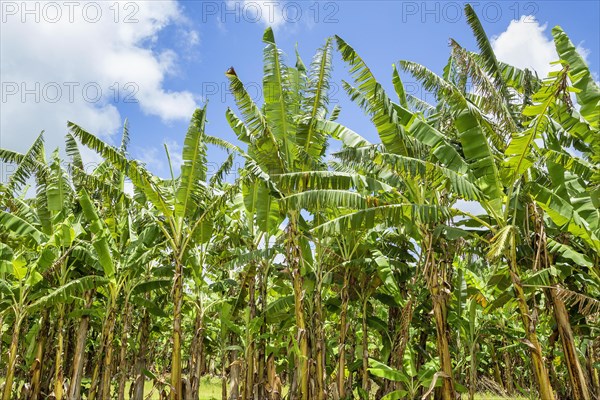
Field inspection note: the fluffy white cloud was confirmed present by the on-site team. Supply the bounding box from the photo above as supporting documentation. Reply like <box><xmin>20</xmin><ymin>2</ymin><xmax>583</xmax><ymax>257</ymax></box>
<box><xmin>491</xmin><ymin>16</ymin><xmax>559</xmax><ymax>78</ymax></box>
<box><xmin>491</xmin><ymin>15</ymin><xmax>593</xmax><ymax>80</ymax></box>
<box><xmin>1</xmin><ymin>0</ymin><xmax>198</xmax><ymax>160</ymax></box>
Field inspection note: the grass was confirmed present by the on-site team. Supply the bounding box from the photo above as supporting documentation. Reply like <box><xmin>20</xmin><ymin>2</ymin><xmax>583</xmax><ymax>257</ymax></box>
<box><xmin>129</xmin><ymin>387</ymin><xmax>527</xmax><ymax>400</ymax></box>
<box><xmin>130</xmin><ymin>383</ymin><xmax>528</xmax><ymax>400</ymax></box>
<box><xmin>0</xmin><ymin>377</ymin><xmax>531</xmax><ymax>400</ymax></box>
<box><xmin>122</xmin><ymin>376</ymin><xmax>221</xmax><ymax>400</ymax></box>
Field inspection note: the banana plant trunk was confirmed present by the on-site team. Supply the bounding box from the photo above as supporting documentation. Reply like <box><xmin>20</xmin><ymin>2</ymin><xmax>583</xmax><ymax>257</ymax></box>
<box><xmin>189</xmin><ymin>306</ymin><xmax>205</xmax><ymax>400</ymax></box>
<box><xmin>430</xmin><ymin>282</ymin><xmax>456</xmax><ymax>399</ymax></box>
<box><xmin>468</xmin><ymin>342</ymin><xmax>477</xmax><ymax>400</ymax></box>
<box><xmin>502</xmin><ymin>338</ymin><xmax>514</xmax><ymax>394</ymax></box>
<box><xmin>2</xmin><ymin>315</ymin><xmax>22</xmax><ymax>400</ymax></box>
<box><xmin>243</xmin><ymin>265</ymin><xmax>257</xmax><ymax>400</ymax></box>
<box><xmin>221</xmin><ymin>333</ymin><xmax>228</xmax><ymax>400</ymax></box>
<box><xmin>267</xmin><ymin>353</ymin><xmax>282</xmax><ymax>400</ymax></box>
<box><xmin>507</xmin><ymin>255</ymin><xmax>555</xmax><ymax>400</ymax></box>
<box><xmin>286</xmin><ymin>216</ymin><xmax>310</xmax><ymax>400</ymax></box>
<box><xmin>346</xmin><ymin>323</ymin><xmax>356</xmax><ymax>395</ymax></box>
<box><xmin>132</xmin><ymin>307</ymin><xmax>150</xmax><ymax>400</ymax></box>
<box><xmin>171</xmin><ymin>258</ymin><xmax>184</xmax><ymax>400</ymax></box>
<box><xmin>550</xmin><ymin>287</ymin><xmax>590</xmax><ymax>400</ymax></box>
<box><xmin>64</xmin><ymin>307</ymin><xmax>74</xmax><ymax>384</ymax></box>
<box><xmin>100</xmin><ymin>303</ymin><xmax>117</xmax><ymax>400</ymax></box>
<box><xmin>29</xmin><ymin>310</ymin><xmax>49</xmax><ymax>400</ymax></box>
<box><xmin>424</xmin><ymin>236</ymin><xmax>456</xmax><ymax>400</ymax></box>
<box><xmin>587</xmin><ymin>339</ymin><xmax>600</xmax><ymax>399</ymax></box>
<box><xmin>489</xmin><ymin>342</ymin><xmax>504</xmax><ymax>390</ymax></box>
<box><xmin>88</xmin><ymin>339</ymin><xmax>104</xmax><ymax>400</ymax></box>
<box><xmin>314</xmin><ymin>264</ymin><xmax>327</xmax><ymax>400</ymax></box>
<box><xmin>229</xmin><ymin>343</ymin><xmax>241</xmax><ymax>400</ymax></box>
<box><xmin>117</xmin><ymin>299</ymin><xmax>133</xmax><ymax>400</ymax></box>
<box><xmin>361</xmin><ymin>297</ymin><xmax>370</xmax><ymax>393</ymax></box>
<box><xmin>291</xmin><ymin>269</ymin><xmax>309</xmax><ymax>400</ymax></box>
<box><xmin>68</xmin><ymin>290</ymin><xmax>94</xmax><ymax>400</ymax></box>
<box><xmin>338</xmin><ymin>268</ymin><xmax>350</xmax><ymax>399</ymax></box>
<box><xmin>536</xmin><ymin>208</ymin><xmax>587</xmax><ymax>400</ymax></box>
<box><xmin>257</xmin><ymin>261</ymin><xmax>268</xmax><ymax>400</ymax></box>
<box><xmin>396</xmin><ymin>299</ymin><xmax>413</xmax><ymax>368</ymax></box>
<box><xmin>54</xmin><ymin>303</ymin><xmax>66</xmax><ymax>400</ymax></box>
<box><xmin>89</xmin><ymin>298</ymin><xmax>117</xmax><ymax>400</ymax></box>
<box><xmin>41</xmin><ymin>321</ymin><xmax>57</xmax><ymax>396</ymax></box>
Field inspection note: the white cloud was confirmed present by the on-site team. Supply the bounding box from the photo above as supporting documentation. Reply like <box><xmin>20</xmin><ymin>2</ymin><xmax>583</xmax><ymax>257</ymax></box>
<box><xmin>491</xmin><ymin>16</ymin><xmax>595</xmax><ymax>81</ymax></box>
<box><xmin>1</xmin><ymin>0</ymin><xmax>198</xmax><ymax>160</ymax></box>
<box><xmin>491</xmin><ymin>16</ymin><xmax>560</xmax><ymax>78</ymax></box>
<box><xmin>491</xmin><ymin>16</ymin><xmax>597</xmax><ymax>109</ymax></box>
<box><xmin>183</xmin><ymin>29</ymin><xmax>200</xmax><ymax>47</ymax></box>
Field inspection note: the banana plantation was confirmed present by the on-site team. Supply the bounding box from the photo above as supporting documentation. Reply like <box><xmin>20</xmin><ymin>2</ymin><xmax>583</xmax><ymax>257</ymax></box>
<box><xmin>1</xmin><ymin>6</ymin><xmax>599</xmax><ymax>400</ymax></box>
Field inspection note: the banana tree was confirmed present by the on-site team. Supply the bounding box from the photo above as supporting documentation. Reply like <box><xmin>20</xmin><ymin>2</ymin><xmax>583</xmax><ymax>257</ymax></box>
<box><xmin>0</xmin><ymin>205</ymin><xmax>108</xmax><ymax>400</ymax></box>
<box><xmin>316</xmin><ymin>31</ymin><xmax>487</xmax><ymax>398</ymax></box>
<box><xmin>394</xmin><ymin>7</ymin><xmax>599</xmax><ymax>399</ymax></box>
<box><xmin>0</xmin><ymin>136</ymin><xmax>109</xmax><ymax>400</ymax></box>
<box><xmin>69</xmin><ymin>106</ymin><xmax>232</xmax><ymax>399</ymax></box>
<box><xmin>224</xmin><ymin>27</ymin><xmax>339</xmax><ymax>400</ymax></box>
<box><xmin>452</xmin><ymin>11</ymin><xmax>598</xmax><ymax>399</ymax></box>
<box><xmin>76</xmin><ymin>186</ymin><xmax>166</xmax><ymax>400</ymax></box>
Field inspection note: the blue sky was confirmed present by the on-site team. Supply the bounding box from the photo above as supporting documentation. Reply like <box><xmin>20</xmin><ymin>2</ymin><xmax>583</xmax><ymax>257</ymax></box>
<box><xmin>1</xmin><ymin>0</ymin><xmax>599</xmax><ymax>181</ymax></box>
